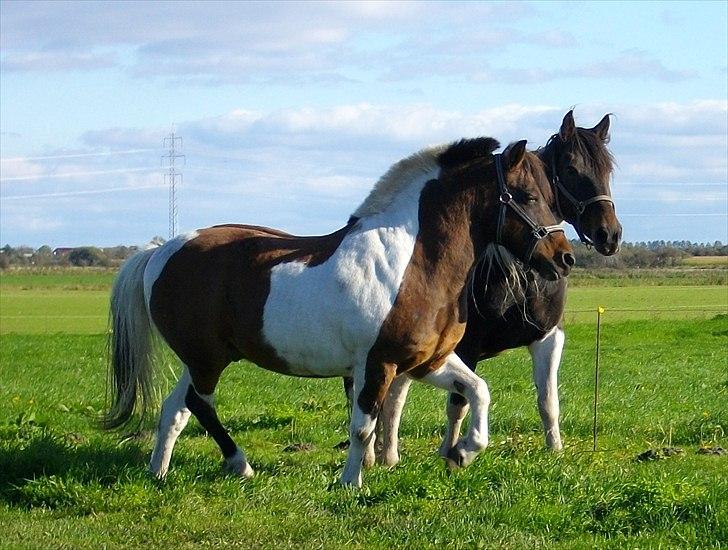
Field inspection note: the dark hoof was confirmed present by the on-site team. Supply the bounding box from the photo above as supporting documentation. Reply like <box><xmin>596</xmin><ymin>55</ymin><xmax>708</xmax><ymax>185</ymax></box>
<box><xmin>445</xmin><ymin>446</ymin><xmax>464</xmax><ymax>470</ymax></box>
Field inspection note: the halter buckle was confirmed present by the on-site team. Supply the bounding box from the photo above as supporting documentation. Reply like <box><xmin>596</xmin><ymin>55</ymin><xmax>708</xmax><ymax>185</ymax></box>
<box><xmin>499</xmin><ymin>192</ymin><xmax>512</xmax><ymax>204</ymax></box>
<box><xmin>533</xmin><ymin>226</ymin><xmax>549</xmax><ymax>239</ymax></box>
<box><xmin>576</xmin><ymin>202</ymin><xmax>586</xmax><ymax>215</ymax></box>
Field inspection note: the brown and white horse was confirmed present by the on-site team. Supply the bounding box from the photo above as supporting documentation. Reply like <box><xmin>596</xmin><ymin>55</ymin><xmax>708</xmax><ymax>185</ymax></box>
<box><xmin>360</xmin><ymin>111</ymin><xmax>621</xmax><ymax>468</ymax></box>
<box><xmin>104</xmin><ymin>137</ymin><xmax>574</xmax><ymax>487</ymax></box>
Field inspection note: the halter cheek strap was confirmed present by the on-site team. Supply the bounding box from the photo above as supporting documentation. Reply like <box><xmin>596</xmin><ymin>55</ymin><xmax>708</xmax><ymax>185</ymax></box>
<box><xmin>494</xmin><ymin>154</ymin><xmax>564</xmax><ymax>264</ymax></box>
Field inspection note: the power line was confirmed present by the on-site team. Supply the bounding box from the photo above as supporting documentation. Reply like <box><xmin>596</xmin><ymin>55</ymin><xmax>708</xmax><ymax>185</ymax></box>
<box><xmin>1</xmin><ymin>184</ymin><xmax>166</xmax><ymax>200</ymax></box>
<box><xmin>0</xmin><ymin>149</ymin><xmax>162</xmax><ymax>163</ymax></box>
<box><xmin>0</xmin><ymin>167</ymin><xmax>158</xmax><ymax>183</ymax></box>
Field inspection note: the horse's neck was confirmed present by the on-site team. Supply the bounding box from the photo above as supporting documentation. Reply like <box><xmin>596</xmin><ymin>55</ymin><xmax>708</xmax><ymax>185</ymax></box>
<box><xmin>537</xmin><ymin>142</ymin><xmax>565</xmax><ymax>224</ymax></box>
<box><xmin>414</xmin><ymin>182</ymin><xmax>481</xmax><ymax>282</ymax></box>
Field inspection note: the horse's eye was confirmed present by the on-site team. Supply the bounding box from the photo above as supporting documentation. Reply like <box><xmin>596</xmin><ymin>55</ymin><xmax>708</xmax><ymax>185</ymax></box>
<box><xmin>567</xmin><ymin>166</ymin><xmax>579</xmax><ymax>177</ymax></box>
<box><xmin>526</xmin><ymin>194</ymin><xmax>538</xmax><ymax>204</ymax></box>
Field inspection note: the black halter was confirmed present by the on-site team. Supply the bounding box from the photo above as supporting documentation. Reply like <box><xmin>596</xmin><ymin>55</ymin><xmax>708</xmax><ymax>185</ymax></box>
<box><xmin>546</xmin><ymin>134</ymin><xmax>614</xmax><ymax>247</ymax></box>
<box><xmin>494</xmin><ymin>153</ymin><xmax>564</xmax><ymax>264</ymax></box>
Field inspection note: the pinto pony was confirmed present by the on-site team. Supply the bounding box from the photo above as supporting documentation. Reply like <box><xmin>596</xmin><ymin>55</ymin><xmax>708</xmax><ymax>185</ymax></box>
<box><xmin>362</xmin><ymin>111</ymin><xmax>621</xmax><ymax>468</ymax></box>
<box><xmin>104</xmin><ymin>138</ymin><xmax>574</xmax><ymax>487</ymax></box>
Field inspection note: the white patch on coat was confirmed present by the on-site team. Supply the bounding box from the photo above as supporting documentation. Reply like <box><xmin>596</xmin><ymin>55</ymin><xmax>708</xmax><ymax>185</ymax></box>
<box><xmin>142</xmin><ymin>231</ymin><xmax>199</xmax><ymax>312</ymax></box>
<box><xmin>262</xmin><ymin>166</ymin><xmax>439</xmax><ymax>377</ymax></box>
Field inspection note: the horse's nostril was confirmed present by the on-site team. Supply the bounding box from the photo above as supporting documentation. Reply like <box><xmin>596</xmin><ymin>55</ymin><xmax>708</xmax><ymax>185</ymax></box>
<box><xmin>595</xmin><ymin>227</ymin><xmax>609</xmax><ymax>244</ymax></box>
<box><xmin>562</xmin><ymin>252</ymin><xmax>576</xmax><ymax>268</ymax></box>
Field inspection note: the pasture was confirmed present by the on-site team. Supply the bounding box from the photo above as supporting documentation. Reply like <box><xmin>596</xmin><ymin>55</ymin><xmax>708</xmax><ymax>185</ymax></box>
<box><xmin>1</xmin><ymin>269</ymin><xmax>726</xmax><ymax>547</ymax></box>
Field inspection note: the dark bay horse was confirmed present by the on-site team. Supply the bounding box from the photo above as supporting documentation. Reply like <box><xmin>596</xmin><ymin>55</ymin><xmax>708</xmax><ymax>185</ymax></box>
<box><xmin>104</xmin><ymin>137</ymin><xmax>574</xmax><ymax>487</ymax></box>
<box><xmin>356</xmin><ymin>111</ymin><xmax>621</xmax><ymax>468</ymax></box>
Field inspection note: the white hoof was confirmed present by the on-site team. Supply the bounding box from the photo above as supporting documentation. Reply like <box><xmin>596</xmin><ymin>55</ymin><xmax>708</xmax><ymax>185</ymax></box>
<box><xmin>376</xmin><ymin>450</ymin><xmax>400</xmax><ymax>468</ymax></box>
<box><xmin>224</xmin><ymin>449</ymin><xmax>255</xmax><ymax>478</ymax></box>
<box><xmin>149</xmin><ymin>464</ymin><xmax>168</xmax><ymax>480</ymax></box>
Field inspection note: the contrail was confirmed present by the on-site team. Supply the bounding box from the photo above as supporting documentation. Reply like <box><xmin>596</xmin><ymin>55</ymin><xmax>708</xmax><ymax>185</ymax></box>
<box><xmin>1</xmin><ymin>184</ymin><xmax>165</xmax><ymax>200</ymax></box>
<box><xmin>0</xmin><ymin>149</ymin><xmax>161</xmax><ymax>163</ymax></box>
<box><xmin>0</xmin><ymin>167</ymin><xmax>159</xmax><ymax>183</ymax></box>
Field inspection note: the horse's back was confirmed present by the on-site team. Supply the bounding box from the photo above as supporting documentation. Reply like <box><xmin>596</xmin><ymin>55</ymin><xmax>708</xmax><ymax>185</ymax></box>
<box><xmin>145</xmin><ymin>224</ymin><xmax>347</xmax><ymax>375</ymax></box>
<box><xmin>143</xmin><ymin>220</ymin><xmax>419</xmax><ymax>378</ymax></box>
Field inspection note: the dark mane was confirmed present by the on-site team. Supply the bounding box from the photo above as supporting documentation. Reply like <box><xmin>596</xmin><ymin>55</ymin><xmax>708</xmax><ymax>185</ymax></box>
<box><xmin>571</xmin><ymin>128</ymin><xmax>615</xmax><ymax>181</ymax></box>
<box><xmin>557</xmin><ymin>127</ymin><xmax>614</xmax><ymax>180</ymax></box>
<box><xmin>437</xmin><ymin>137</ymin><xmax>500</xmax><ymax>169</ymax></box>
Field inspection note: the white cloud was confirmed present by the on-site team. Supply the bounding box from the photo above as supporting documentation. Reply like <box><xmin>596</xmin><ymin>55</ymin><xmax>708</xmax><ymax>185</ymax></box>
<box><xmin>1</xmin><ymin>50</ymin><xmax>117</xmax><ymax>72</ymax></box>
<box><xmin>2</xmin><ymin>99</ymin><xmax>726</xmax><ymax>246</ymax></box>
<box><xmin>0</xmin><ymin>158</ymin><xmax>45</xmax><ymax>182</ymax></box>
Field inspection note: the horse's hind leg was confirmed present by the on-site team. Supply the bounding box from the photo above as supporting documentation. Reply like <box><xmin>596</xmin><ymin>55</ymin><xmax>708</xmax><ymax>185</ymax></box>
<box><xmin>418</xmin><ymin>353</ymin><xmax>490</xmax><ymax>469</ymax></box>
<box><xmin>149</xmin><ymin>366</ymin><xmax>192</xmax><ymax>479</ymax></box>
<box><xmin>185</xmin><ymin>365</ymin><xmax>254</xmax><ymax>478</ymax></box>
<box><xmin>528</xmin><ymin>326</ymin><xmax>564</xmax><ymax>451</ymax></box>
<box><xmin>375</xmin><ymin>375</ymin><xmax>413</xmax><ymax>467</ymax></box>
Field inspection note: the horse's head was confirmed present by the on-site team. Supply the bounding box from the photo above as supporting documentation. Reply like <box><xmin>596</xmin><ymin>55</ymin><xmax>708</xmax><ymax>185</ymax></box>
<box><xmin>492</xmin><ymin>140</ymin><xmax>575</xmax><ymax>281</ymax></box>
<box><xmin>547</xmin><ymin>110</ymin><xmax>622</xmax><ymax>255</ymax></box>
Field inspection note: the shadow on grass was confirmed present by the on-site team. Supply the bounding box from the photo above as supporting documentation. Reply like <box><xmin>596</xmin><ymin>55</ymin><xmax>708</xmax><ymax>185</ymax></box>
<box><xmin>0</xmin><ymin>427</ymin><xmax>148</xmax><ymax>506</ymax></box>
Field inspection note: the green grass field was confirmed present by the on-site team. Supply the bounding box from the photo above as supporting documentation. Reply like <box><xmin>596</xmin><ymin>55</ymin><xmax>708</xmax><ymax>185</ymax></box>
<box><xmin>2</xmin><ymin>268</ymin><xmax>726</xmax><ymax>334</ymax></box>
<box><xmin>682</xmin><ymin>256</ymin><xmax>728</xmax><ymax>268</ymax></box>
<box><xmin>1</xmin><ymin>269</ymin><xmax>727</xmax><ymax>547</ymax></box>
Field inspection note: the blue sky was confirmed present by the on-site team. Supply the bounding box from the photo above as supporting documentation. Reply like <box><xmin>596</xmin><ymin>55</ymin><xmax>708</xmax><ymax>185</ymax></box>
<box><xmin>1</xmin><ymin>0</ymin><xmax>726</xmax><ymax>247</ymax></box>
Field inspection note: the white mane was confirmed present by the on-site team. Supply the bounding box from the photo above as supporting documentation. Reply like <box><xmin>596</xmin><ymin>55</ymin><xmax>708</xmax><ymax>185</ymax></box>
<box><xmin>352</xmin><ymin>144</ymin><xmax>449</xmax><ymax>219</ymax></box>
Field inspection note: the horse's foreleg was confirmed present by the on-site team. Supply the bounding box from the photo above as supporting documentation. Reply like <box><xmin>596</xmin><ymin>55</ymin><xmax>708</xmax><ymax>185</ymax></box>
<box><xmin>528</xmin><ymin>326</ymin><xmax>565</xmax><ymax>451</ymax></box>
<box><xmin>420</xmin><ymin>353</ymin><xmax>490</xmax><ymax>469</ymax></box>
<box><xmin>184</xmin><ymin>368</ymin><xmax>254</xmax><ymax>478</ymax></box>
<box><xmin>149</xmin><ymin>366</ymin><xmax>192</xmax><ymax>479</ymax></box>
<box><xmin>340</xmin><ymin>362</ymin><xmax>396</xmax><ymax>488</ymax></box>
<box><xmin>375</xmin><ymin>375</ymin><xmax>413</xmax><ymax>467</ymax></box>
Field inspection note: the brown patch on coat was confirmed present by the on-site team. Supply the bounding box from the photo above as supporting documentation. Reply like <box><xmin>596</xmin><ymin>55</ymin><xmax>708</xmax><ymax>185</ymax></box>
<box><xmin>356</xmin><ymin>148</ymin><xmax>570</xmax><ymax>412</ymax></box>
<box><xmin>149</xmin><ymin>222</ymin><xmax>354</xmax><ymax>394</ymax></box>
<box><xmin>360</xmin><ymin>171</ymin><xmax>480</xmax><ymax>398</ymax></box>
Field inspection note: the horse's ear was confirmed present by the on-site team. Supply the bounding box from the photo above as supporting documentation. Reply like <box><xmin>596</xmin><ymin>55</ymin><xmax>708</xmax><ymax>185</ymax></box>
<box><xmin>503</xmin><ymin>140</ymin><xmax>527</xmax><ymax>170</ymax></box>
<box><xmin>559</xmin><ymin>110</ymin><xmax>576</xmax><ymax>141</ymax></box>
<box><xmin>591</xmin><ymin>114</ymin><xmax>611</xmax><ymax>141</ymax></box>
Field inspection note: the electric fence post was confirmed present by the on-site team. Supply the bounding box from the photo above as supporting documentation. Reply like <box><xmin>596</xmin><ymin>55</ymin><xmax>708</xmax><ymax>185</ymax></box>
<box><xmin>593</xmin><ymin>306</ymin><xmax>604</xmax><ymax>452</ymax></box>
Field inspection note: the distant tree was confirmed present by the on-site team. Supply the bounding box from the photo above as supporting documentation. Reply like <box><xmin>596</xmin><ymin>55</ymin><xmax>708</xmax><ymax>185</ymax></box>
<box><xmin>32</xmin><ymin>245</ymin><xmax>54</xmax><ymax>267</ymax></box>
<box><xmin>68</xmin><ymin>247</ymin><xmax>109</xmax><ymax>267</ymax></box>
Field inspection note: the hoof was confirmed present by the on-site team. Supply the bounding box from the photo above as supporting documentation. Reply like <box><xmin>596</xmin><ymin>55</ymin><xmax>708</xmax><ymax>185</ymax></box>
<box><xmin>444</xmin><ymin>446</ymin><xmax>464</xmax><ymax>471</ymax></box>
<box><xmin>339</xmin><ymin>475</ymin><xmax>363</xmax><ymax>489</ymax></box>
<box><xmin>376</xmin><ymin>452</ymin><xmax>400</xmax><ymax>468</ymax></box>
<box><xmin>149</xmin><ymin>466</ymin><xmax>168</xmax><ymax>480</ymax></box>
<box><xmin>444</xmin><ymin>443</ymin><xmax>479</xmax><ymax>470</ymax></box>
<box><xmin>224</xmin><ymin>450</ymin><xmax>255</xmax><ymax>478</ymax></box>
<box><xmin>362</xmin><ymin>451</ymin><xmax>376</xmax><ymax>469</ymax></box>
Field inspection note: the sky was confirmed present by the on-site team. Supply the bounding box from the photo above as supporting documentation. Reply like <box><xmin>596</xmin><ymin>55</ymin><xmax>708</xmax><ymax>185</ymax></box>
<box><xmin>1</xmin><ymin>0</ymin><xmax>726</xmax><ymax>248</ymax></box>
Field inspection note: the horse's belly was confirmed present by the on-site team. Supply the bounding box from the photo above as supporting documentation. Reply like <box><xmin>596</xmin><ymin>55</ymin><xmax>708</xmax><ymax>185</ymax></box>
<box><xmin>261</xmin><ymin>226</ymin><xmax>416</xmax><ymax>376</ymax></box>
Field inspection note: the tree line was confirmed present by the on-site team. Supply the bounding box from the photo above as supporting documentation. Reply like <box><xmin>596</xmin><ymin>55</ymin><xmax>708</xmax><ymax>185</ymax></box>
<box><xmin>571</xmin><ymin>240</ymin><xmax>727</xmax><ymax>269</ymax></box>
<box><xmin>0</xmin><ymin>239</ymin><xmax>725</xmax><ymax>270</ymax></box>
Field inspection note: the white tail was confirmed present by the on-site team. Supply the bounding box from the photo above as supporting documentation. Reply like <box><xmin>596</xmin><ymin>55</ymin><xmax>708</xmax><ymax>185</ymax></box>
<box><xmin>103</xmin><ymin>247</ymin><xmax>159</xmax><ymax>429</ymax></box>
